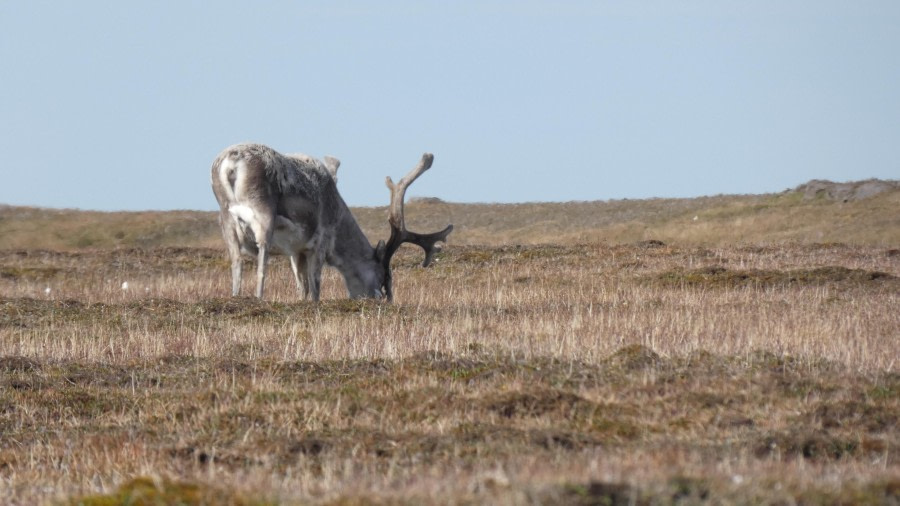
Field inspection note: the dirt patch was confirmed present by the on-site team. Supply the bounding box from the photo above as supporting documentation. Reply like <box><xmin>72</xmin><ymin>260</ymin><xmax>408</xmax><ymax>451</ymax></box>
<box><xmin>168</xmin><ymin>446</ymin><xmax>263</xmax><ymax>468</ymax></box>
<box><xmin>806</xmin><ymin>401</ymin><xmax>898</xmax><ymax>433</ymax></box>
<box><xmin>754</xmin><ymin>430</ymin><xmax>890</xmax><ymax>462</ymax></box>
<box><xmin>0</xmin><ymin>266</ymin><xmax>63</xmax><ymax>281</ymax></box>
<box><xmin>443</xmin><ymin>245</ymin><xmax>585</xmax><ymax>267</ymax></box>
<box><xmin>0</xmin><ymin>296</ymin><xmax>400</xmax><ymax>331</ymax></box>
<box><xmin>604</xmin><ymin>344</ymin><xmax>663</xmax><ymax>371</ymax></box>
<box><xmin>0</xmin><ymin>298</ymin><xmax>91</xmax><ymax>328</ymax></box>
<box><xmin>275</xmin><ymin>425</ymin><xmax>602</xmax><ymax>465</ymax></box>
<box><xmin>538</xmin><ymin>477</ymin><xmax>713</xmax><ymax>506</ymax></box>
<box><xmin>66</xmin><ymin>476</ymin><xmax>265</xmax><ymax>506</ymax></box>
<box><xmin>545</xmin><ymin>481</ymin><xmax>639</xmax><ymax>506</ymax></box>
<box><xmin>484</xmin><ymin>389</ymin><xmax>593</xmax><ymax>418</ymax></box>
<box><xmin>636</xmin><ymin>239</ymin><xmax>666</xmax><ymax>249</ymax></box>
<box><xmin>0</xmin><ymin>355</ymin><xmax>41</xmax><ymax>372</ymax></box>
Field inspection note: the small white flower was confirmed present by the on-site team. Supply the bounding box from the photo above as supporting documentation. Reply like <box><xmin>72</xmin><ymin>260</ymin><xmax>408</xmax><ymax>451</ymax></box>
<box><xmin>44</xmin><ymin>287</ymin><xmax>52</xmax><ymax>296</ymax></box>
<box><xmin>693</xmin><ymin>215</ymin><xmax>699</xmax><ymax>221</ymax></box>
<box><xmin>121</xmin><ymin>281</ymin><xmax>129</xmax><ymax>290</ymax></box>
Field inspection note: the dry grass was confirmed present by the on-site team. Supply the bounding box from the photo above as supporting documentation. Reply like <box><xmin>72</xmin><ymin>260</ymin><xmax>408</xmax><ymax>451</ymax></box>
<box><xmin>1</xmin><ymin>184</ymin><xmax>898</xmax><ymax>503</ymax></box>
<box><xmin>3</xmin><ymin>183</ymin><xmax>899</xmax><ymax>250</ymax></box>
<box><xmin>0</xmin><ymin>238</ymin><xmax>898</xmax><ymax>504</ymax></box>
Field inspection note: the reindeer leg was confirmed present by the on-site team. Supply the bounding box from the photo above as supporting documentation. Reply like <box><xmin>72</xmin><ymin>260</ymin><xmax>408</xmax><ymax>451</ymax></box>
<box><xmin>220</xmin><ymin>213</ymin><xmax>243</xmax><ymax>296</ymax></box>
<box><xmin>305</xmin><ymin>252</ymin><xmax>324</xmax><ymax>302</ymax></box>
<box><xmin>231</xmin><ymin>255</ymin><xmax>243</xmax><ymax>297</ymax></box>
<box><xmin>250</xmin><ymin>212</ymin><xmax>274</xmax><ymax>299</ymax></box>
<box><xmin>255</xmin><ymin>247</ymin><xmax>269</xmax><ymax>298</ymax></box>
<box><xmin>290</xmin><ymin>253</ymin><xmax>309</xmax><ymax>299</ymax></box>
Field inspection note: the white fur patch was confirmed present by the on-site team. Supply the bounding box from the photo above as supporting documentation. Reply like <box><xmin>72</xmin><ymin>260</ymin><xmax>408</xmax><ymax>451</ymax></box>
<box><xmin>217</xmin><ymin>157</ymin><xmax>237</xmax><ymax>202</ymax></box>
<box><xmin>229</xmin><ymin>204</ymin><xmax>255</xmax><ymax>225</ymax></box>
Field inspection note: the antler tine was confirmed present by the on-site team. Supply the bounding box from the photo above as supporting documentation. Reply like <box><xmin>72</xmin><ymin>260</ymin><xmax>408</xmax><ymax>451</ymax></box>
<box><xmin>385</xmin><ymin>153</ymin><xmax>434</xmax><ymax>231</ymax></box>
<box><xmin>408</xmin><ymin>224</ymin><xmax>454</xmax><ymax>267</ymax></box>
<box><xmin>381</xmin><ymin>152</ymin><xmax>452</xmax><ymax>268</ymax></box>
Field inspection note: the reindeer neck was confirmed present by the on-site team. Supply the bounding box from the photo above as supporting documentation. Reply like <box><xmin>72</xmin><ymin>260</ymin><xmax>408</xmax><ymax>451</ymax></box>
<box><xmin>326</xmin><ymin>201</ymin><xmax>381</xmax><ymax>297</ymax></box>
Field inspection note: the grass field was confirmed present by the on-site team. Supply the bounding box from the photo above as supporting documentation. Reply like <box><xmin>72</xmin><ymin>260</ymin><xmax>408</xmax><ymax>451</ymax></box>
<box><xmin>1</xmin><ymin>184</ymin><xmax>898</xmax><ymax>504</ymax></box>
<box><xmin>2</xmin><ymin>181</ymin><xmax>899</xmax><ymax>250</ymax></box>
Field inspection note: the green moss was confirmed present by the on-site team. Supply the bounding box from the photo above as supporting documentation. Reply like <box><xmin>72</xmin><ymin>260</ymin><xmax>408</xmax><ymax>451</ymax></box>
<box><xmin>590</xmin><ymin>417</ymin><xmax>643</xmax><ymax>440</ymax></box>
<box><xmin>452</xmin><ymin>248</ymin><xmax>495</xmax><ymax>265</ymax></box>
<box><xmin>68</xmin><ymin>476</ymin><xmax>274</xmax><ymax>506</ymax></box>
<box><xmin>0</xmin><ymin>265</ymin><xmax>62</xmax><ymax>281</ymax></box>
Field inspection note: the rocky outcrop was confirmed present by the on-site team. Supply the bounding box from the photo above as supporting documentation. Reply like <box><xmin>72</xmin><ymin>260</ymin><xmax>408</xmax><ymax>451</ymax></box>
<box><xmin>793</xmin><ymin>179</ymin><xmax>898</xmax><ymax>202</ymax></box>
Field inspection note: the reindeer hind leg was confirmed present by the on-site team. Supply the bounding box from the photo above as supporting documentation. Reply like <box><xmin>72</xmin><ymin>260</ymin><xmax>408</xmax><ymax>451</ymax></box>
<box><xmin>290</xmin><ymin>253</ymin><xmax>309</xmax><ymax>299</ymax></box>
<box><xmin>220</xmin><ymin>214</ymin><xmax>244</xmax><ymax>296</ymax></box>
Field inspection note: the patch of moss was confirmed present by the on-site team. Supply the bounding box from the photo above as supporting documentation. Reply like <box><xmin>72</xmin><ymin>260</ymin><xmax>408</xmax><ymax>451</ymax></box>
<box><xmin>0</xmin><ymin>297</ymin><xmax>89</xmax><ymax>328</ymax></box>
<box><xmin>794</xmin><ymin>479</ymin><xmax>900</xmax><ymax>506</ymax></box>
<box><xmin>484</xmin><ymin>389</ymin><xmax>592</xmax><ymax>418</ymax></box>
<box><xmin>605</xmin><ymin>345</ymin><xmax>662</xmax><ymax>371</ymax></box>
<box><xmin>0</xmin><ymin>355</ymin><xmax>41</xmax><ymax>372</ymax></box>
<box><xmin>547</xmin><ymin>481</ymin><xmax>640</xmax><ymax>506</ymax></box>
<box><xmin>653</xmin><ymin>266</ymin><xmax>896</xmax><ymax>289</ymax></box>
<box><xmin>755</xmin><ymin>430</ymin><xmax>865</xmax><ymax>461</ymax></box>
<box><xmin>515</xmin><ymin>245</ymin><xmax>573</xmax><ymax>260</ymax></box>
<box><xmin>590</xmin><ymin>416</ymin><xmax>643</xmax><ymax>441</ymax></box>
<box><xmin>0</xmin><ymin>265</ymin><xmax>62</xmax><ymax>281</ymax></box>
<box><xmin>451</xmin><ymin>248</ymin><xmax>495</xmax><ymax>265</ymax></box>
<box><xmin>668</xmin><ymin>475</ymin><xmax>710</xmax><ymax>502</ymax></box>
<box><xmin>635</xmin><ymin>239</ymin><xmax>666</xmax><ymax>249</ymax></box>
<box><xmin>68</xmin><ymin>476</ymin><xmax>272</xmax><ymax>505</ymax></box>
<box><xmin>807</xmin><ymin>400</ymin><xmax>898</xmax><ymax>433</ymax></box>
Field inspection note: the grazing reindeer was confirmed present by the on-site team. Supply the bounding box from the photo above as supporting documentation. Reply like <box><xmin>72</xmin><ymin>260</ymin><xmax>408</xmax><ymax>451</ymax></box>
<box><xmin>210</xmin><ymin>143</ymin><xmax>452</xmax><ymax>301</ymax></box>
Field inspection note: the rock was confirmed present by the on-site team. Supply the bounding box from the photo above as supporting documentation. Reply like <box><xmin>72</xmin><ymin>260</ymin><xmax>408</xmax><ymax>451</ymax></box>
<box><xmin>793</xmin><ymin>179</ymin><xmax>899</xmax><ymax>202</ymax></box>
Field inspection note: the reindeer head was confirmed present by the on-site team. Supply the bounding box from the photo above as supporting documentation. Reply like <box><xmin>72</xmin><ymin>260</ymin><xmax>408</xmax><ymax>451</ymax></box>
<box><xmin>374</xmin><ymin>153</ymin><xmax>453</xmax><ymax>301</ymax></box>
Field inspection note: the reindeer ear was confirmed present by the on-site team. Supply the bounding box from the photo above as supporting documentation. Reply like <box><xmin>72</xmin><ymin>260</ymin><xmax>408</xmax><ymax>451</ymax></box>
<box><xmin>323</xmin><ymin>156</ymin><xmax>340</xmax><ymax>181</ymax></box>
<box><xmin>375</xmin><ymin>240</ymin><xmax>387</xmax><ymax>262</ymax></box>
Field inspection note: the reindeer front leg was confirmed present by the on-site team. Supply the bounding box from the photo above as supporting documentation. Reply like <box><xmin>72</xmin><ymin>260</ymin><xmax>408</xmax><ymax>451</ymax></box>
<box><xmin>231</xmin><ymin>258</ymin><xmax>243</xmax><ymax>296</ymax></box>
<box><xmin>255</xmin><ymin>246</ymin><xmax>269</xmax><ymax>298</ymax></box>
<box><xmin>250</xmin><ymin>213</ymin><xmax>274</xmax><ymax>299</ymax></box>
<box><xmin>305</xmin><ymin>253</ymin><xmax>325</xmax><ymax>302</ymax></box>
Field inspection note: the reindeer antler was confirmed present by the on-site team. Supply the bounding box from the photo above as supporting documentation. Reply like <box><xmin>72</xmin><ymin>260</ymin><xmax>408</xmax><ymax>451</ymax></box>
<box><xmin>380</xmin><ymin>153</ymin><xmax>453</xmax><ymax>300</ymax></box>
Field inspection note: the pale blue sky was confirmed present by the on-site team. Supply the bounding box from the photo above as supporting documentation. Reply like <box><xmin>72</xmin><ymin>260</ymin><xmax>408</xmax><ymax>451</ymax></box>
<box><xmin>1</xmin><ymin>1</ymin><xmax>898</xmax><ymax>211</ymax></box>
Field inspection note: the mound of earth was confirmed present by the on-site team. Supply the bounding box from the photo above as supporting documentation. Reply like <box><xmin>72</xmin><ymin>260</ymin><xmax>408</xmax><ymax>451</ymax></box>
<box><xmin>792</xmin><ymin>179</ymin><xmax>898</xmax><ymax>202</ymax></box>
<box><xmin>408</xmin><ymin>196</ymin><xmax>446</xmax><ymax>204</ymax></box>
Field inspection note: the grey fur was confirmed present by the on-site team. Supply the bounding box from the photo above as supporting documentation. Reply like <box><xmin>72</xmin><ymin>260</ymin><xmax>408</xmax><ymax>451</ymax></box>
<box><xmin>211</xmin><ymin>143</ymin><xmax>384</xmax><ymax>300</ymax></box>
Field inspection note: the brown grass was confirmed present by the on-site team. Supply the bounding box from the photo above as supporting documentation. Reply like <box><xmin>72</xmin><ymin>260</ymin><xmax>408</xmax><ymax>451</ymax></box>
<box><xmin>0</xmin><ymin>238</ymin><xmax>898</xmax><ymax>504</ymax></box>
<box><xmin>1</xmin><ymin>186</ymin><xmax>898</xmax><ymax>503</ymax></box>
<box><xmin>3</xmin><ymin>184</ymin><xmax>899</xmax><ymax>250</ymax></box>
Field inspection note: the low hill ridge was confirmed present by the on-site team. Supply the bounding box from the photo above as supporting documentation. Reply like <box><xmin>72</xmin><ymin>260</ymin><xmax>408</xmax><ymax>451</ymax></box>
<box><xmin>1</xmin><ymin>180</ymin><xmax>898</xmax><ymax>249</ymax></box>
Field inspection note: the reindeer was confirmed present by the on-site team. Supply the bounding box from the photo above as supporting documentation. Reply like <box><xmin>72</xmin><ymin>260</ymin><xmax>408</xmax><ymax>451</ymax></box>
<box><xmin>210</xmin><ymin>143</ymin><xmax>452</xmax><ymax>301</ymax></box>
